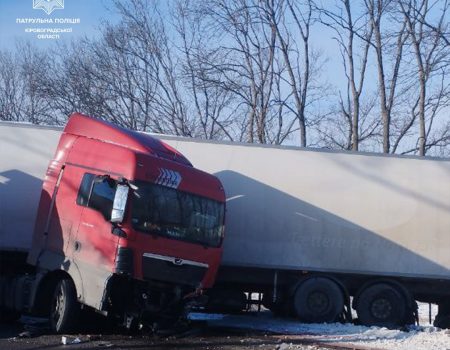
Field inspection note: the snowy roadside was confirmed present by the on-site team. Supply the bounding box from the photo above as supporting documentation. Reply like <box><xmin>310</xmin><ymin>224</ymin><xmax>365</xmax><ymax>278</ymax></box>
<box><xmin>188</xmin><ymin>304</ymin><xmax>450</xmax><ymax>350</ymax></box>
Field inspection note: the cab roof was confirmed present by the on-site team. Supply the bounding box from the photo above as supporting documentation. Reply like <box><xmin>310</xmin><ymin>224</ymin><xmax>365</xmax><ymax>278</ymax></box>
<box><xmin>64</xmin><ymin>113</ymin><xmax>192</xmax><ymax>167</ymax></box>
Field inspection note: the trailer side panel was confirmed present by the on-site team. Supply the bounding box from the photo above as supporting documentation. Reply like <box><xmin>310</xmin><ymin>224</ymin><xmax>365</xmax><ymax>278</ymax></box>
<box><xmin>158</xmin><ymin>137</ymin><xmax>450</xmax><ymax>280</ymax></box>
<box><xmin>0</xmin><ymin>124</ymin><xmax>60</xmax><ymax>251</ymax></box>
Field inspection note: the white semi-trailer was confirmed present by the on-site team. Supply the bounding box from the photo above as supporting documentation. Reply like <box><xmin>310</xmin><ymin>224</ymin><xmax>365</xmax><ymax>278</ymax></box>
<box><xmin>158</xmin><ymin>135</ymin><xmax>450</xmax><ymax>328</ymax></box>
<box><xmin>1</xmin><ymin>121</ymin><xmax>450</xmax><ymax>329</ymax></box>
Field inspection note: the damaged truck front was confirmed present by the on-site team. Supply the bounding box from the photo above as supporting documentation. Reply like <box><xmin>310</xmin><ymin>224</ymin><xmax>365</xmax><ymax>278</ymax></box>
<box><xmin>0</xmin><ymin>113</ymin><xmax>225</xmax><ymax>333</ymax></box>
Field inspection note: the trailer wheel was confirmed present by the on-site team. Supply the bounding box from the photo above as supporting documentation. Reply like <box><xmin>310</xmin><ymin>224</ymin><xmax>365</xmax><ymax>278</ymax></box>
<box><xmin>50</xmin><ymin>278</ymin><xmax>80</xmax><ymax>333</ymax></box>
<box><xmin>355</xmin><ymin>283</ymin><xmax>407</xmax><ymax>328</ymax></box>
<box><xmin>293</xmin><ymin>277</ymin><xmax>344</xmax><ymax>323</ymax></box>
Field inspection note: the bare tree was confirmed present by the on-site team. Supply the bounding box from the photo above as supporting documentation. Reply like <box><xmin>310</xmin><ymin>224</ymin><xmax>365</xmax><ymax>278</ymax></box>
<box><xmin>316</xmin><ymin>94</ymin><xmax>380</xmax><ymax>150</ymax></box>
<box><xmin>0</xmin><ymin>44</ymin><xmax>59</xmax><ymax>125</ymax></box>
<box><xmin>200</xmin><ymin>0</ymin><xmax>278</xmax><ymax>143</ymax></box>
<box><xmin>264</xmin><ymin>56</ymin><xmax>300</xmax><ymax>144</ymax></box>
<box><xmin>319</xmin><ymin>0</ymin><xmax>374</xmax><ymax>151</ymax></box>
<box><xmin>264</xmin><ymin>0</ymin><xmax>308</xmax><ymax>147</ymax></box>
<box><xmin>174</xmin><ymin>0</ymin><xmax>237</xmax><ymax>140</ymax></box>
<box><xmin>398</xmin><ymin>0</ymin><xmax>450</xmax><ymax>155</ymax></box>
<box><xmin>364</xmin><ymin>0</ymin><xmax>409</xmax><ymax>153</ymax></box>
<box><xmin>109</xmin><ymin>0</ymin><xmax>194</xmax><ymax>135</ymax></box>
<box><xmin>0</xmin><ymin>51</ymin><xmax>23</xmax><ymax>122</ymax></box>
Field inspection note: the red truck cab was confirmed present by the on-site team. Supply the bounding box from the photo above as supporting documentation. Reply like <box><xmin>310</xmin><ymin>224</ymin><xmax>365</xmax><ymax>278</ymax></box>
<box><xmin>26</xmin><ymin>113</ymin><xmax>225</xmax><ymax>332</ymax></box>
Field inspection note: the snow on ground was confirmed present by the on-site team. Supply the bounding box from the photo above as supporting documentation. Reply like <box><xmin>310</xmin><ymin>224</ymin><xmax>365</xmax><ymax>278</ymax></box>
<box><xmin>189</xmin><ymin>306</ymin><xmax>450</xmax><ymax>350</ymax></box>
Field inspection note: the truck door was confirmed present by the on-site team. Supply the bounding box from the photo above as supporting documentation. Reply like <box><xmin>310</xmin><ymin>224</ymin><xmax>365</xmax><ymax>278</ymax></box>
<box><xmin>43</xmin><ymin>165</ymin><xmax>84</xmax><ymax>260</ymax></box>
<box><xmin>71</xmin><ymin>173</ymin><xmax>120</xmax><ymax>309</ymax></box>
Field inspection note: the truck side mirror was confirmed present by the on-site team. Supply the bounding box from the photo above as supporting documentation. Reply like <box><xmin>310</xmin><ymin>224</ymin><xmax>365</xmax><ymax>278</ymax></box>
<box><xmin>111</xmin><ymin>184</ymin><xmax>129</xmax><ymax>223</ymax></box>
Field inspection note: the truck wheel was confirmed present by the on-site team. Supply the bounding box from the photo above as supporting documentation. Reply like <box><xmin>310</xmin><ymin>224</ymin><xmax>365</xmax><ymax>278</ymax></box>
<box><xmin>50</xmin><ymin>278</ymin><xmax>80</xmax><ymax>333</ymax></box>
<box><xmin>355</xmin><ymin>283</ymin><xmax>407</xmax><ymax>328</ymax></box>
<box><xmin>293</xmin><ymin>277</ymin><xmax>344</xmax><ymax>323</ymax></box>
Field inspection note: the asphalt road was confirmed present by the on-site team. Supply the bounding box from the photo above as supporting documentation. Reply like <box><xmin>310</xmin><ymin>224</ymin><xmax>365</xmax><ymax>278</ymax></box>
<box><xmin>0</xmin><ymin>319</ymin><xmax>324</xmax><ymax>350</ymax></box>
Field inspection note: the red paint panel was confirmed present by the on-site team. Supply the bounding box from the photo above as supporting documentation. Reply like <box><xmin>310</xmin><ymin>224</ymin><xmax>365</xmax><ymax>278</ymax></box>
<box><xmin>64</xmin><ymin>113</ymin><xmax>192</xmax><ymax>167</ymax></box>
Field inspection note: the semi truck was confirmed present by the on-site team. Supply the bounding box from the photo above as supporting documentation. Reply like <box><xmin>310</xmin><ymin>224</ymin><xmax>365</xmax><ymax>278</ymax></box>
<box><xmin>157</xmin><ymin>135</ymin><xmax>450</xmax><ymax>329</ymax></box>
<box><xmin>2</xmin><ymin>116</ymin><xmax>450</xmax><ymax>331</ymax></box>
<box><xmin>0</xmin><ymin>114</ymin><xmax>226</xmax><ymax>333</ymax></box>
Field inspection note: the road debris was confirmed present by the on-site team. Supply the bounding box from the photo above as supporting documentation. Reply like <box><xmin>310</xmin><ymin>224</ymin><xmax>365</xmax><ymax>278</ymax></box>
<box><xmin>61</xmin><ymin>336</ymin><xmax>82</xmax><ymax>345</ymax></box>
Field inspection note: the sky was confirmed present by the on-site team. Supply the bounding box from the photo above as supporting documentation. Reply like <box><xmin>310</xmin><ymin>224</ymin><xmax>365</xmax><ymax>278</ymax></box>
<box><xmin>0</xmin><ymin>0</ymin><xmax>345</xmax><ymax>74</ymax></box>
<box><xmin>0</xmin><ymin>0</ymin><xmax>401</xmax><ymax>101</ymax></box>
<box><xmin>0</xmin><ymin>0</ymin><xmax>120</xmax><ymax>50</ymax></box>
<box><xmin>0</xmin><ymin>0</ymin><xmax>351</xmax><ymax>95</ymax></box>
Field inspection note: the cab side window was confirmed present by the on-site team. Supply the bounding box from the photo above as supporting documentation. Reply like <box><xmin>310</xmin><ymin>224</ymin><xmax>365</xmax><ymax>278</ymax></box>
<box><xmin>77</xmin><ymin>173</ymin><xmax>95</xmax><ymax>206</ymax></box>
<box><xmin>77</xmin><ymin>173</ymin><xmax>116</xmax><ymax>220</ymax></box>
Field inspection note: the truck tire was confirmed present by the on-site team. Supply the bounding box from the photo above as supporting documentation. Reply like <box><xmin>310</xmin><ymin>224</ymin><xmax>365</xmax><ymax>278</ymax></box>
<box><xmin>50</xmin><ymin>278</ymin><xmax>80</xmax><ymax>333</ymax></box>
<box><xmin>293</xmin><ymin>277</ymin><xmax>344</xmax><ymax>323</ymax></box>
<box><xmin>355</xmin><ymin>283</ymin><xmax>407</xmax><ymax>328</ymax></box>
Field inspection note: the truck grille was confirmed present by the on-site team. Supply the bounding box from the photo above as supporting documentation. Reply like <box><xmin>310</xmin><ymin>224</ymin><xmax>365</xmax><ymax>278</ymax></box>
<box><xmin>142</xmin><ymin>253</ymin><xmax>208</xmax><ymax>287</ymax></box>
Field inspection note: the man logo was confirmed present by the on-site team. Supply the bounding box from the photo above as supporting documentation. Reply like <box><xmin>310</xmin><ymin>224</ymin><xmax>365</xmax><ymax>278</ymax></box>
<box><xmin>173</xmin><ymin>258</ymin><xmax>183</xmax><ymax>266</ymax></box>
<box><xmin>33</xmin><ymin>0</ymin><xmax>64</xmax><ymax>15</ymax></box>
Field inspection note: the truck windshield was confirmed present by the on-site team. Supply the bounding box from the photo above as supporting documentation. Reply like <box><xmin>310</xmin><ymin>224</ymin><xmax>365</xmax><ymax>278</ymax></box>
<box><xmin>131</xmin><ymin>181</ymin><xmax>224</xmax><ymax>247</ymax></box>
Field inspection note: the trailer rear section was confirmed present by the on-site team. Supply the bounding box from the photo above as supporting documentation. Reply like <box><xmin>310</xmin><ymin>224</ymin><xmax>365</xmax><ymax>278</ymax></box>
<box><xmin>158</xmin><ymin>136</ymin><xmax>450</xmax><ymax>328</ymax></box>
